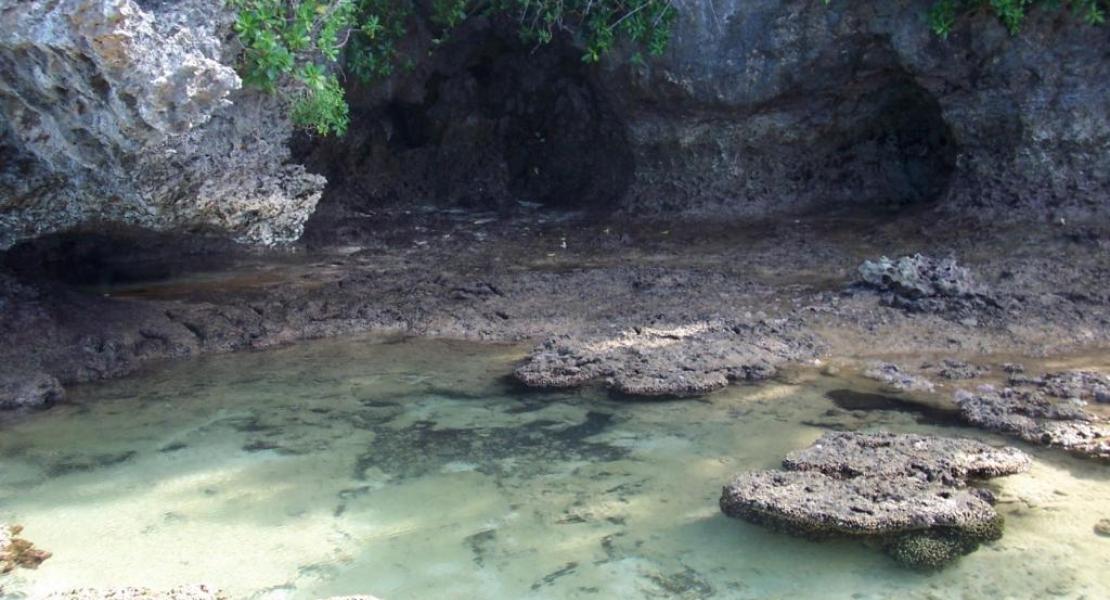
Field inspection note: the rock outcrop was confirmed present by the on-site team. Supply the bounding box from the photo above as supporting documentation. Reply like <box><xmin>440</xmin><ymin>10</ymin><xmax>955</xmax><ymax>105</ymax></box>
<box><xmin>857</xmin><ymin>254</ymin><xmax>997</xmax><ymax>314</ymax></box>
<box><xmin>43</xmin><ymin>586</ymin><xmax>226</xmax><ymax>600</ymax></box>
<box><xmin>0</xmin><ymin>0</ymin><xmax>325</xmax><ymax>249</ymax></box>
<box><xmin>720</xmin><ymin>432</ymin><xmax>1030</xmax><ymax>569</ymax></box>
<box><xmin>955</xmin><ymin>381</ymin><xmax>1110</xmax><ymax>460</ymax></box>
<box><xmin>513</xmin><ymin>319</ymin><xmax>820</xmax><ymax>397</ymax></box>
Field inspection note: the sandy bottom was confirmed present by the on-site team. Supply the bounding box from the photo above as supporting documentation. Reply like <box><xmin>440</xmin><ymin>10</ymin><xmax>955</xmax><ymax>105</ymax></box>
<box><xmin>0</xmin><ymin>337</ymin><xmax>1107</xmax><ymax>599</ymax></box>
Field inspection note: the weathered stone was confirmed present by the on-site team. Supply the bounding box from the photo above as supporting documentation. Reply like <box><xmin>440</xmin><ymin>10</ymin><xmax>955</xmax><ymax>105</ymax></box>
<box><xmin>862</xmin><ymin>362</ymin><xmax>935</xmax><ymax>393</ymax></box>
<box><xmin>783</xmin><ymin>431</ymin><xmax>1030</xmax><ymax>485</ymax></box>
<box><xmin>721</xmin><ymin>470</ymin><xmax>1000</xmax><ymax>537</ymax></box>
<box><xmin>932</xmin><ymin>359</ymin><xmax>990</xmax><ymax>380</ymax></box>
<box><xmin>0</xmin><ymin>0</ymin><xmax>324</xmax><ymax>249</ymax></box>
<box><xmin>720</xmin><ymin>432</ymin><xmax>1028</xmax><ymax>569</ymax></box>
<box><xmin>513</xmin><ymin>319</ymin><xmax>819</xmax><ymax>397</ymax></box>
<box><xmin>0</xmin><ymin>370</ymin><xmax>63</xmax><ymax>410</ymax></box>
<box><xmin>858</xmin><ymin>255</ymin><xmax>995</xmax><ymax>313</ymax></box>
<box><xmin>955</xmin><ymin>386</ymin><xmax>1110</xmax><ymax>460</ymax></box>
<box><xmin>1010</xmin><ymin>371</ymin><xmax>1110</xmax><ymax>403</ymax></box>
<box><xmin>602</xmin><ymin>1</ymin><xmax>1110</xmax><ymax>221</ymax></box>
<box><xmin>1</xmin><ymin>523</ymin><xmax>51</xmax><ymax>574</ymax></box>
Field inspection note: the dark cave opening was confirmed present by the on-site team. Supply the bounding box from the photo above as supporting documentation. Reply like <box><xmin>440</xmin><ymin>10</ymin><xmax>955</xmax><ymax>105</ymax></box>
<box><xmin>842</xmin><ymin>73</ymin><xmax>957</xmax><ymax>210</ymax></box>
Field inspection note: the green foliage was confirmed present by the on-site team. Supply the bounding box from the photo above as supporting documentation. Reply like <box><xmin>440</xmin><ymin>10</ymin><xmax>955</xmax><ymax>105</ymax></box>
<box><xmin>925</xmin><ymin>0</ymin><xmax>1107</xmax><ymax>38</ymax></box>
<box><xmin>229</xmin><ymin>0</ymin><xmax>678</xmax><ymax>136</ymax></box>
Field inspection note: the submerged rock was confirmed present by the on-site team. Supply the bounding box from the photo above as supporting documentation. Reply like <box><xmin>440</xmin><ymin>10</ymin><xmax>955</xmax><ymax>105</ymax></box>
<box><xmin>0</xmin><ymin>371</ymin><xmax>63</xmax><ymax>410</ymax></box>
<box><xmin>857</xmin><ymin>255</ymin><xmax>996</xmax><ymax>314</ymax></box>
<box><xmin>862</xmin><ymin>362</ymin><xmax>935</xmax><ymax>393</ymax></box>
<box><xmin>932</xmin><ymin>359</ymin><xmax>990</xmax><ymax>381</ymax></box>
<box><xmin>955</xmin><ymin>385</ymin><xmax>1110</xmax><ymax>460</ymax></box>
<box><xmin>720</xmin><ymin>432</ymin><xmax>1029</xmax><ymax>569</ymax></box>
<box><xmin>513</xmin><ymin>319</ymin><xmax>820</xmax><ymax>397</ymax></box>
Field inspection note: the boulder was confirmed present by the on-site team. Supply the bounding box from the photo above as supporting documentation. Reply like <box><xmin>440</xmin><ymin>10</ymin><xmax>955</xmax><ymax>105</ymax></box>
<box><xmin>720</xmin><ymin>431</ymin><xmax>1030</xmax><ymax>569</ymax></box>
<box><xmin>0</xmin><ymin>0</ymin><xmax>325</xmax><ymax>249</ymax></box>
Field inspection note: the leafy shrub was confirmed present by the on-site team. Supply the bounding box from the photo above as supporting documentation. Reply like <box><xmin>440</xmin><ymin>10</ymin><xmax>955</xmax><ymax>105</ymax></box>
<box><xmin>926</xmin><ymin>0</ymin><xmax>1106</xmax><ymax>37</ymax></box>
<box><xmin>229</xmin><ymin>0</ymin><xmax>678</xmax><ymax>136</ymax></box>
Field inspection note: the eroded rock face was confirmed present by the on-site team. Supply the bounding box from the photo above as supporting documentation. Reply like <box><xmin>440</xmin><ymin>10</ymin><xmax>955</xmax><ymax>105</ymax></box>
<box><xmin>0</xmin><ymin>0</ymin><xmax>325</xmax><ymax>249</ymax></box>
<box><xmin>955</xmin><ymin>383</ymin><xmax>1110</xmax><ymax>460</ymax></box>
<box><xmin>513</xmin><ymin>319</ymin><xmax>820</xmax><ymax>397</ymax></box>
<box><xmin>42</xmin><ymin>585</ymin><xmax>226</xmax><ymax>600</ymax></box>
<box><xmin>720</xmin><ymin>431</ymin><xmax>1030</xmax><ymax>569</ymax></box>
<box><xmin>603</xmin><ymin>0</ymin><xmax>1110</xmax><ymax>220</ymax></box>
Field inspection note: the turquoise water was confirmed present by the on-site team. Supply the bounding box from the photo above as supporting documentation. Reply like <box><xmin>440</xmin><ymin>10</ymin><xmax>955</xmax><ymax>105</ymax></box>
<box><xmin>0</xmin><ymin>336</ymin><xmax>1108</xmax><ymax>599</ymax></box>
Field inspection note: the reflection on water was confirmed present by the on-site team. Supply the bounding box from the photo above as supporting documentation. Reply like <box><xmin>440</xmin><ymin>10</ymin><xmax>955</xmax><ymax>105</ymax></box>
<box><xmin>0</xmin><ymin>337</ymin><xmax>1108</xmax><ymax>599</ymax></box>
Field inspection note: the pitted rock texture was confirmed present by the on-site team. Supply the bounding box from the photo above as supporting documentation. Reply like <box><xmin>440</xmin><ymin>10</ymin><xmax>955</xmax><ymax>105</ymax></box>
<box><xmin>0</xmin><ymin>0</ymin><xmax>324</xmax><ymax>249</ymax></box>
<box><xmin>955</xmin><ymin>384</ymin><xmax>1110</xmax><ymax>460</ymax></box>
<box><xmin>1</xmin><ymin>523</ymin><xmax>51</xmax><ymax>574</ymax></box>
<box><xmin>857</xmin><ymin>254</ymin><xmax>997</xmax><ymax>314</ymax></box>
<box><xmin>782</xmin><ymin>431</ymin><xmax>1031</xmax><ymax>485</ymax></box>
<box><xmin>720</xmin><ymin>432</ymin><xmax>1029</xmax><ymax>569</ymax></box>
<box><xmin>722</xmin><ymin>470</ymin><xmax>999</xmax><ymax>537</ymax></box>
<box><xmin>513</xmin><ymin>319</ymin><xmax>820</xmax><ymax>397</ymax></box>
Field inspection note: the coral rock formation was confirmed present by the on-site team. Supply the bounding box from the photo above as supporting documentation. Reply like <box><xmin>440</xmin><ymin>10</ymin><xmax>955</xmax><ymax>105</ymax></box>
<box><xmin>720</xmin><ymin>432</ymin><xmax>1030</xmax><ymax>568</ymax></box>
<box><xmin>513</xmin><ymin>319</ymin><xmax>820</xmax><ymax>397</ymax></box>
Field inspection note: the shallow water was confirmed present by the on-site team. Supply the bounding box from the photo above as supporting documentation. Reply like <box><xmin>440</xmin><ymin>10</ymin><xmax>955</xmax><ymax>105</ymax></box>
<box><xmin>1</xmin><ymin>337</ymin><xmax>1108</xmax><ymax>599</ymax></box>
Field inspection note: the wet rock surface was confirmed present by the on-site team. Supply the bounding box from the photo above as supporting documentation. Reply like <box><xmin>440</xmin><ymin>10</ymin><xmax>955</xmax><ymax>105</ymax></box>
<box><xmin>1</xmin><ymin>214</ymin><xmax>1108</xmax><ymax>407</ymax></box>
<box><xmin>955</xmin><ymin>383</ymin><xmax>1110</xmax><ymax>461</ymax></box>
<box><xmin>513</xmin><ymin>319</ymin><xmax>821</xmax><ymax>397</ymax></box>
<box><xmin>720</xmin><ymin>431</ymin><xmax>1030</xmax><ymax>569</ymax></box>
<box><xmin>782</xmin><ymin>431</ymin><xmax>1031</xmax><ymax>485</ymax></box>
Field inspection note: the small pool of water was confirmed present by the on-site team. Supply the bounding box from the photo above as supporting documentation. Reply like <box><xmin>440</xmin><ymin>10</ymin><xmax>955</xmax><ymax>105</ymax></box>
<box><xmin>1</xmin><ymin>337</ymin><xmax>1108</xmax><ymax>599</ymax></box>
